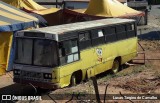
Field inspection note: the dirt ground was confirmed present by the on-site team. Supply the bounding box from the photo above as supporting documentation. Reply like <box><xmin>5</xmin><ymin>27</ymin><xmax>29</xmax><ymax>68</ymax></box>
<box><xmin>0</xmin><ymin>5</ymin><xmax>160</xmax><ymax>103</ymax></box>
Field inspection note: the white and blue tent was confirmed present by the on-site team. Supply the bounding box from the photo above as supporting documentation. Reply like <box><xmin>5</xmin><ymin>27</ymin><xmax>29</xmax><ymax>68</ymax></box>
<box><xmin>0</xmin><ymin>1</ymin><xmax>38</xmax><ymax>75</ymax></box>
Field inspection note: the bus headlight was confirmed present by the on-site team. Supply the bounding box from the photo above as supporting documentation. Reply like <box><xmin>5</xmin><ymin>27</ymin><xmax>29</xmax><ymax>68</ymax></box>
<box><xmin>14</xmin><ymin>69</ymin><xmax>20</xmax><ymax>75</ymax></box>
<box><xmin>43</xmin><ymin>73</ymin><xmax>52</xmax><ymax>79</ymax></box>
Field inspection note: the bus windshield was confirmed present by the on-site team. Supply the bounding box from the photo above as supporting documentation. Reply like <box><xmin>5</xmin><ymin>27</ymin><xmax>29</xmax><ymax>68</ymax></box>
<box><xmin>15</xmin><ymin>38</ymin><xmax>58</xmax><ymax>67</ymax></box>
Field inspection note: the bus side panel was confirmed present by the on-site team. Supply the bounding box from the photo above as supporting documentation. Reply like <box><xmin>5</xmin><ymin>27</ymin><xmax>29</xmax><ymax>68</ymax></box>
<box><xmin>104</xmin><ymin>43</ymin><xmax>119</xmax><ymax>70</ymax></box>
<box><xmin>58</xmin><ymin>38</ymin><xmax>137</xmax><ymax>88</ymax></box>
<box><xmin>116</xmin><ymin>39</ymin><xmax>129</xmax><ymax>61</ymax></box>
<box><xmin>58</xmin><ymin>48</ymin><xmax>94</xmax><ymax>88</ymax></box>
<box><xmin>58</xmin><ymin>61</ymin><xmax>81</xmax><ymax>88</ymax></box>
<box><xmin>52</xmin><ymin>68</ymin><xmax>60</xmax><ymax>83</ymax></box>
<box><xmin>80</xmin><ymin>48</ymin><xmax>95</xmax><ymax>79</ymax></box>
<box><xmin>94</xmin><ymin>44</ymin><xmax>116</xmax><ymax>75</ymax></box>
<box><xmin>95</xmin><ymin>37</ymin><xmax>138</xmax><ymax>71</ymax></box>
<box><xmin>119</xmin><ymin>37</ymin><xmax>138</xmax><ymax>64</ymax></box>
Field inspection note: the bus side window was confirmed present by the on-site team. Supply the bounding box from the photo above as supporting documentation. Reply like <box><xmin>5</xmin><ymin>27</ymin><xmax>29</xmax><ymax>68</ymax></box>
<box><xmin>126</xmin><ymin>23</ymin><xmax>136</xmax><ymax>38</ymax></box>
<box><xmin>104</xmin><ymin>27</ymin><xmax>117</xmax><ymax>43</ymax></box>
<box><xmin>79</xmin><ymin>32</ymin><xmax>91</xmax><ymax>50</ymax></box>
<box><xmin>91</xmin><ymin>29</ymin><xmax>105</xmax><ymax>46</ymax></box>
<box><xmin>116</xmin><ymin>25</ymin><xmax>127</xmax><ymax>40</ymax></box>
<box><xmin>59</xmin><ymin>39</ymin><xmax>79</xmax><ymax>65</ymax></box>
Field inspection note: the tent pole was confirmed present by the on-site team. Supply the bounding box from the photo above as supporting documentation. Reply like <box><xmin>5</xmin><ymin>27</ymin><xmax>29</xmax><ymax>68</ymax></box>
<box><xmin>56</xmin><ymin>0</ymin><xmax>58</xmax><ymax>8</ymax></box>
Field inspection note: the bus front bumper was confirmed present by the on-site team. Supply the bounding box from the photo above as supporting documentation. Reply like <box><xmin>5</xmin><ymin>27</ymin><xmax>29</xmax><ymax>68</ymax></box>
<box><xmin>14</xmin><ymin>78</ymin><xmax>60</xmax><ymax>89</ymax></box>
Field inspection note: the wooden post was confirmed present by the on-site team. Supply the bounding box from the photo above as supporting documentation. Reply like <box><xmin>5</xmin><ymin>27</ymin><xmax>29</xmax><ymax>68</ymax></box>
<box><xmin>56</xmin><ymin>0</ymin><xmax>58</xmax><ymax>8</ymax></box>
<box><xmin>91</xmin><ymin>76</ymin><xmax>101</xmax><ymax>103</ymax></box>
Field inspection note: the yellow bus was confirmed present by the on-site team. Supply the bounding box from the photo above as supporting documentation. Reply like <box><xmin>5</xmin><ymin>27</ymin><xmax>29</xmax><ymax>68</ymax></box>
<box><xmin>13</xmin><ymin>18</ymin><xmax>137</xmax><ymax>89</ymax></box>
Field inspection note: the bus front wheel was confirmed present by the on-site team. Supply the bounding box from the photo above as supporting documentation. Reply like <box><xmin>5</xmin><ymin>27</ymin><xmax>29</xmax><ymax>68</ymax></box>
<box><xmin>111</xmin><ymin>59</ymin><xmax>120</xmax><ymax>74</ymax></box>
<box><xmin>70</xmin><ymin>74</ymin><xmax>76</xmax><ymax>86</ymax></box>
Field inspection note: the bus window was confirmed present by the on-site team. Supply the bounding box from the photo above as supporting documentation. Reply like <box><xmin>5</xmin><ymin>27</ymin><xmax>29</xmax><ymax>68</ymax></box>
<box><xmin>126</xmin><ymin>24</ymin><xmax>136</xmax><ymax>38</ymax></box>
<box><xmin>98</xmin><ymin>30</ymin><xmax>104</xmax><ymax>37</ymax></box>
<box><xmin>34</xmin><ymin>40</ymin><xmax>58</xmax><ymax>66</ymax></box>
<box><xmin>116</xmin><ymin>25</ymin><xmax>127</xmax><ymax>40</ymax></box>
<box><xmin>104</xmin><ymin>27</ymin><xmax>116</xmax><ymax>35</ymax></box>
<box><xmin>59</xmin><ymin>39</ymin><xmax>79</xmax><ymax>65</ymax></box>
<box><xmin>79</xmin><ymin>32</ymin><xmax>91</xmax><ymax>50</ymax></box>
<box><xmin>91</xmin><ymin>29</ymin><xmax>105</xmax><ymax>46</ymax></box>
<box><xmin>126</xmin><ymin>24</ymin><xmax>134</xmax><ymax>31</ymax></box>
<box><xmin>15</xmin><ymin>38</ymin><xmax>33</xmax><ymax>65</ymax></box>
<box><xmin>15</xmin><ymin>38</ymin><xmax>58</xmax><ymax>67</ymax></box>
<box><xmin>79</xmin><ymin>32</ymin><xmax>90</xmax><ymax>41</ymax></box>
<box><xmin>116</xmin><ymin>25</ymin><xmax>126</xmax><ymax>32</ymax></box>
<box><xmin>104</xmin><ymin>27</ymin><xmax>117</xmax><ymax>43</ymax></box>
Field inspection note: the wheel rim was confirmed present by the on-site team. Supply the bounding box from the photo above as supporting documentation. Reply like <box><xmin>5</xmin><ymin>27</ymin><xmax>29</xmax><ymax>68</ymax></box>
<box><xmin>71</xmin><ymin>75</ymin><xmax>76</xmax><ymax>86</ymax></box>
<box><xmin>112</xmin><ymin>60</ymin><xmax>119</xmax><ymax>73</ymax></box>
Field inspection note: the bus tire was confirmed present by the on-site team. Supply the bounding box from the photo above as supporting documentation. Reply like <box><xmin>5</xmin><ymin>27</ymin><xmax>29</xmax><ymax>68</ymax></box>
<box><xmin>111</xmin><ymin>59</ymin><xmax>120</xmax><ymax>74</ymax></box>
<box><xmin>70</xmin><ymin>74</ymin><xmax>76</xmax><ymax>86</ymax></box>
<box><xmin>70</xmin><ymin>70</ymin><xmax>82</xmax><ymax>86</ymax></box>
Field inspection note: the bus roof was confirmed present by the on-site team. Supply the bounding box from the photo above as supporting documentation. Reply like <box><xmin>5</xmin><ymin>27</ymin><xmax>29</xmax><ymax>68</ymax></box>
<box><xmin>17</xmin><ymin>18</ymin><xmax>135</xmax><ymax>41</ymax></box>
<box><xmin>27</xmin><ymin>18</ymin><xmax>135</xmax><ymax>34</ymax></box>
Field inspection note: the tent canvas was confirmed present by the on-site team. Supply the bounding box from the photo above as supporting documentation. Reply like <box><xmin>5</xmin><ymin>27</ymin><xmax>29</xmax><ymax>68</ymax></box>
<box><xmin>0</xmin><ymin>1</ymin><xmax>38</xmax><ymax>75</ymax></box>
<box><xmin>2</xmin><ymin>0</ymin><xmax>46</xmax><ymax>10</ymax></box>
<box><xmin>60</xmin><ymin>0</ymin><xmax>144</xmax><ymax>25</ymax></box>
<box><xmin>0</xmin><ymin>32</ymin><xmax>12</xmax><ymax>75</ymax></box>
<box><xmin>5</xmin><ymin>0</ymin><xmax>143</xmax><ymax>26</ymax></box>
<box><xmin>2</xmin><ymin>0</ymin><xmax>60</xmax><ymax>15</ymax></box>
<box><xmin>59</xmin><ymin>0</ymin><xmax>144</xmax><ymax>19</ymax></box>
<box><xmin>84</xmin><ymin>0</ymin><xmax>144</xmax><ymax>17</ymax></box>
<box><xmin>34</xmin><ymin>0</ymin><xmax>144</xmax><ymax>26</ymax></box>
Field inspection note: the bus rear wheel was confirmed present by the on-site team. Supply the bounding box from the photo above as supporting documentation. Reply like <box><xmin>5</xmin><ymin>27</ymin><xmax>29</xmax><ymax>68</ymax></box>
<box><xmin>111</xmin><ymin>59</ymin><xmax>120</xmax><ymax>74</ymax></box>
